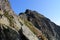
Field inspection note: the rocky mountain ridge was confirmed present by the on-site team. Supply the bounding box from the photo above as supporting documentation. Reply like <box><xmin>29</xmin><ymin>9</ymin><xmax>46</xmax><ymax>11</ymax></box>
<box><xmin>0</xmin><ymin>0</ymin><xmax>60</xmax><ymax>40</ymax></box>
<box><xmin>19</xmin><ymin>9</ymin><xmax>60</xmax><ymax>40</ymax></box>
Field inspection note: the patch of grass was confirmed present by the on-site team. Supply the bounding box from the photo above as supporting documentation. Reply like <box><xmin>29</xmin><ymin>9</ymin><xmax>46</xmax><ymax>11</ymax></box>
<box><xmin>24</xmin><ymin>20</ymin><xmax>48</xmax><ymax>40</ymax></box>
<box><xmin>20</xmin><ymin>17</ymin><xmax>40</xmax><ymax>35</ymax></box>
<box><xmin>24</xmin><ymin>20</ymin><xmax>37</xmax><ymax>34</ymax></box>
<box><xmin>20</xmin><ymin>17</ymin><xmax>48</xmax><ymax>40</ymax></box>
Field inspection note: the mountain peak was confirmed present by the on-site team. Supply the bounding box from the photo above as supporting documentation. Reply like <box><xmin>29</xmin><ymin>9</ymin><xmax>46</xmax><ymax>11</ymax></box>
<box><xmin>19</xmin><ymin>9</ymin><xmax>60</xmax><ymax>40</ymax></box>
<box><xmin>19</xmin><ymin>9</ymin><xmax>47</xmax><ymax>21</ymax></box>
<box><xmin>0</xmin><ymin>0</ymin><xmax>60</xmax><ymax>40</ymax></box>
<box><xmin>25</xmin><ymin>9</ymin><xmax>31</xmax><ymax>13</ymax></box>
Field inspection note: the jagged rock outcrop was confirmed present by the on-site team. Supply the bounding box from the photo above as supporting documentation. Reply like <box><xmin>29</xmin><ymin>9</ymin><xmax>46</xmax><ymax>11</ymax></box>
<box><xmin>19</xmin><ymin>9</ymin><xmax>60</xmax><ymax>40</ymax></box>
<box><xmin>0</xmin><ymin>0</ymin><xmax>39</xmax><ymax>40</ymax></box>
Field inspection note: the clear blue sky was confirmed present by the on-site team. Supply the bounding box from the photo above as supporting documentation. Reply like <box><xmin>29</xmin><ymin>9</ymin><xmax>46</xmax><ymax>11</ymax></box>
<box><xmin>9</xmin><ymin>0</ymin><xmax>60</xmax><ymax>25</ymax></box>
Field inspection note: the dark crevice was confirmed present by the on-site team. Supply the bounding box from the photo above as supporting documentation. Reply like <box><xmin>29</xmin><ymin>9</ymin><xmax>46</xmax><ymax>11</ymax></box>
<box><xmin>19</xmin><ymin>28</ymin><xmax>29</xmax><ymax>40</ymax></box>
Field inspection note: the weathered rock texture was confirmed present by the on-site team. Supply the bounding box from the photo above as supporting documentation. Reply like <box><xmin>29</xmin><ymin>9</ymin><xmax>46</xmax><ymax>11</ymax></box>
<box><xmin>0</xmin><ymin>0</ymin><xmax>39</xmax><ymax>40</ymax></box>
<box><xmin>0</xmin><ymin>0</ymin><xmax>60</xmax><ymax>40</ymax></box>
<box><xmin>19</xmin><ymin>9</ymin><xmax>60</xmax><ymax>40</ymax></box>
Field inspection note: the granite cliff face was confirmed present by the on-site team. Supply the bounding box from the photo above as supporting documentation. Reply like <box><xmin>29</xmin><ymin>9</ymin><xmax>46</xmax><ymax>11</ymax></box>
<box><xmin>0</xmin><ymin>0</ymin><xmax>60</xmax><ymax>40</ymax></box>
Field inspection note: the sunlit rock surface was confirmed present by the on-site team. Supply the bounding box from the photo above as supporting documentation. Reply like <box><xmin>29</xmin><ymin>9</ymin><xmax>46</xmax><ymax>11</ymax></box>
<box><xmin>0</xmin><ymin>0</ymin><xmax>60</xmax><ymax>40</ymax></box>
<box><xmin>0</xmin><ymin>0</ymin><xmax>39</xmax><ymax>40</ymax></box>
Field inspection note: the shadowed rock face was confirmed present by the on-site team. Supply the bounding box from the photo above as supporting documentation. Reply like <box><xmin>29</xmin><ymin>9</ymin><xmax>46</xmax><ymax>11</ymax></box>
<box><xmin>0</xmin><ymin>24</ymin><xmax>29</xmax><ymax>40</ymax></box>
<box><xmin>19</xmin><ymin>9</ymin><xmax>60</xmax><ymax>40</ymax></box>
<box><xmin>0</xmin><ymin>24</ymin><xmax>20</xmax><ymax>40</ymax></box>
<box><xmin>18</xmin><ymin>28</ymin><xmax>29</xmax><ymax>40</ymax></box>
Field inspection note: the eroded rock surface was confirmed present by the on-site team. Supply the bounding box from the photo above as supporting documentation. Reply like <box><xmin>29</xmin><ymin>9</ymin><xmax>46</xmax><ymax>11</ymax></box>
<box><xmin>0</xmin><ymin>0</ymin><xmax>39</xmax><ymax>40</ymax></box>
<box><xmin>19</xmin><ymin>9</ymin><xmax>60</xmax><ymax>40</ymax></box>
<box><xmin>0</xmin><ymin>0</ymin><xmax>60</xmax><ymax>40</ymax></box>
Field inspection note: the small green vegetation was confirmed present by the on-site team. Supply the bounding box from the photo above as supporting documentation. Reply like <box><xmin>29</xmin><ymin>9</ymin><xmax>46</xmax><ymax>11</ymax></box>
<box><xmin>5</xmin><ymin>0</ymin><xmax>7</xmax><ymax>2</ymax></box>
<box><xmin>20</xmin><ymin>17</ymin><xmax>39</xmax><ymax>35</ymax></box>
<box><xmin>20</xmin><ymin>17</ymin><xmax>48</xmax><ymax>40</ymax></box>
<box><xmin>4</xmin><ymin>10</ymin><xmax>14</xmax><ymax>27</ymax></box>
